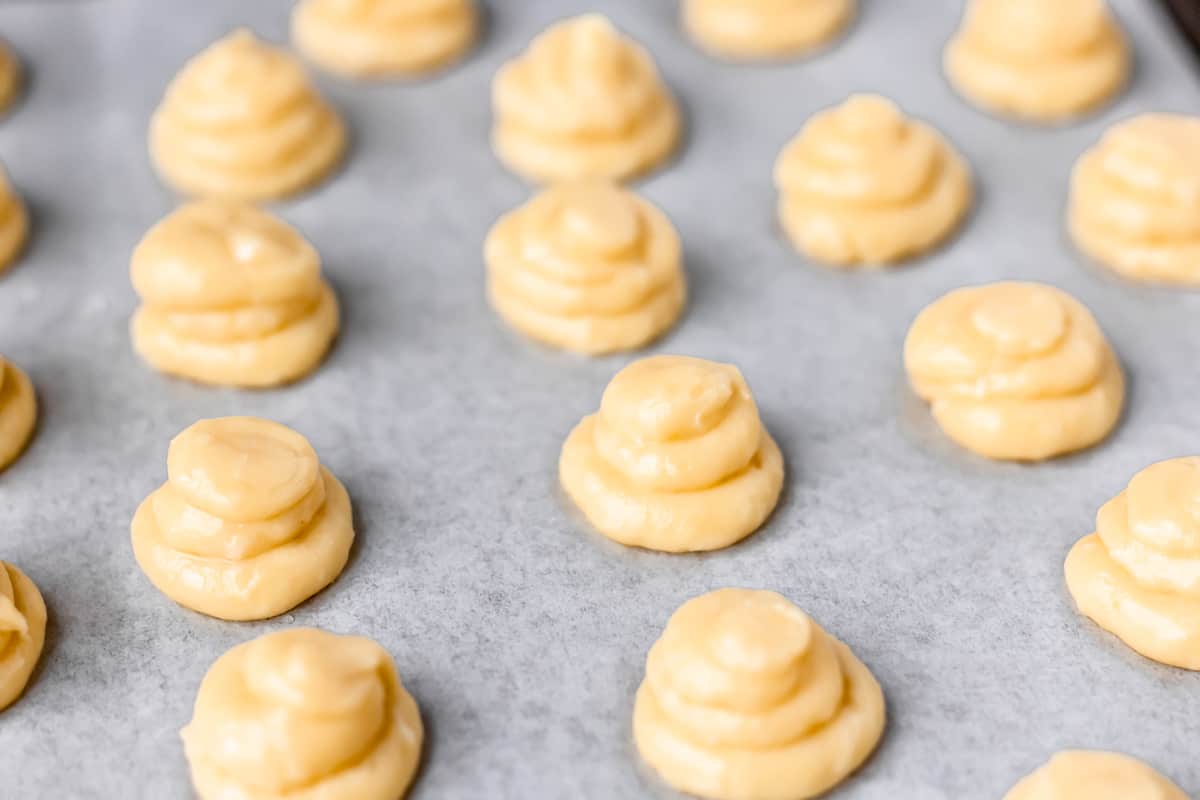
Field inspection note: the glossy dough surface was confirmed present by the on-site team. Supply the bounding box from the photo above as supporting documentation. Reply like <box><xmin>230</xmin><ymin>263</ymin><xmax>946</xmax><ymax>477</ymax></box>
<box><xmin>0</xmin><ymin>356</ymin><xmax>37</xmax><ymax>472</ymax></box>
<box><xmin>131</xmin><ymin>417</ymin><xmax>354</xmax><ymax>621</ymax></box>
<box><xmin>944</xmin><ymin>0</ymin><xmax>1129</xmax><ymax>122</ymax></box>
<box><xmin>0</xmin><ymin>562</ymin><xmax>46</xmax><ymax>712</ymax></box>
<box><xmin>560</xmin><ymin>355</ymin><xmax>783</xmax><ymax>552</ymax></box>
<box><xmin>1003</xmin><ymin>751</ymin><xmax>1187</xmax><ymax>800</ymax></box>
<box><xmin>492</xmin><ymin>14</ymin><xmax>681</xmax><ymax>183</ymax></box>
<box><xmin>0</xmin><ymin>165</ymin><xmax>28</xmax><ymax>274</ymax></box>
<box><xmin>774</xmin><ymin>94</ymin><xmax>972</xmax><ymax>265</ymax></box>
<box><xmin>904</xmin><ymin>282</ymin><xmax>1124</xmax><ymax>461</ymax></box>
<box><xmin>1070</xmin><ymin>114</ymin><xmax>1200</xmax><ymax>285</ymax></box>
<box><xmin>150</xmin><ymin>29</ymin><xmax>346</xmax><ymax>201</ymax></box>
<box><xmin>485</xmin><ymin>182</ymin><xmax>686</xmax><ymax>354</ymax></box>
<box><xmin>634</xmin><ymin>589</ymin><xmax>885</xmax><ymax>800</ymax></box>
<box><xmin>183</xmin><ymin>628</ymin><xmax>423</xmax><ymax>800</ymax></box>
<box><xmin>683</xmin><ymin>0</ymin><xmax>854</xmax><ymax>60</ymax></box>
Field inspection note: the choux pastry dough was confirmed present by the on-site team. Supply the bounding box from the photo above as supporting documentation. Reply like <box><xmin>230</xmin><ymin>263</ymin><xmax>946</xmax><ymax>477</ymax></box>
<box><xmin>944</xmin><ymin>0</ymin><xmax>1129</xmax><ymax>123</ymax></box>
<box><xmin>1066</xmin><ymin>457</ymin><xmax>1200</xmax><ymax>669</ymax></box>
<box><xmin>0</xmin><ymin>561</ymin><xmax>46</xmax><ymax>712</ymax></box>
<box><xmin>0</xmin><ymin>40</ymin><xmax>20</xmax><ymax>115</ymax></box>
<box><xmin>130</xmin><ymin>201</ymin><xmax>339</xmax><ymax>388</ymax></box>
<box><xmin>1069</xmin><ymin>114</ymin><xmax>1200</xmax><ymax>285</ymax></box>
<box><xmin>484</xmin><ymin>181</ymin><xmax>687</xmax><ymax>354</ymax></box>
<box><xmin>183</xmin><ymin>627</ymin><xmax>423</xmax><ymax>800</ymax></box>
<box><xmin>773</xmin><ymin>94</ymin><xmax>972</xmax><ymax>265</ymax></box>
<box><xmin>292</xmin><ymin>0</ymin><xmax>478</xmax><ymax>78</ymax></box>
<box><xmin>634</xmin><ymin>589</ymin><xmax>885</xmax><ymax>800</ymax></box>
<box><xmin>0</xmin><ymin>165</ymin><xmax>28</xmax><ymax>274</ymax></box>
<box><xmin>1004</xmin><ymin>750</ymin><xmax>1187</xmax><ymax>800</ymax></box>
<box><xmin>682</xmin><ymin>0</ymin><xmax>854</xmax><ymax>61</ymax></box>
<box><xmin>0</xmin><ymin>356</ymin><xmax>36</xmax><ymax>472</ymax></box>
<box><xmin>492</xmin><ymin>14</ymin><xmax>682</xmax><ymax>184</ymax></box>
<box><xmin>904</xmin><ymin>282</ymin><xmax>1124</xmax><ymax>461</ymax></box>
<box><xmin>149</xmin><ymin>29</ymin><xmax>346</xmax><ymax>201</ymax></box>
<box><xmin>131</xmin><ymin>417</ymin><xmax>354</xmax><ymax>621</ymax></box>
<box><xmin>559</xmin><ymin>355</ymin><xmax>784</xmax><ymax>552</ymax></box>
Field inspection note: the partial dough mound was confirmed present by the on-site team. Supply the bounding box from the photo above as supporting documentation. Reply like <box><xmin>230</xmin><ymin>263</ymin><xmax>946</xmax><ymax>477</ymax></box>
<box><xmin>683</xmin><ymin>0</ymin><xmax>854</xmax><ymax>60</ymax></box>
<box><xmin>0</xmin><ymin>562</ymin><xmax>46</xmax><ymax>712</ymax></box>
<box><xmin>0</xmin><ymin>166</ymin><xmax>28</xmax><ymax>274</ymax></box>
<box><xmin>0</xmin><ymin>356</ymin><xmax>36</xmax><ymax>472</ymax></box>
<box><xmin>1004</xmin><ymin>751</ymin><xmax>1187</xmax><ymax>800</ymax></box>
<box><xmin>0</xmin><ymin>40</ymin><xmax>21</xmax><ymax>114</ymax></box>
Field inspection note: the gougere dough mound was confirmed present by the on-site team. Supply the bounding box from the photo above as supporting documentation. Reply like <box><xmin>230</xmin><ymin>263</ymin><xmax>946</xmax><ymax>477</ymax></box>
<box><xmin>131</xmin><ymin>417</ymin><xmax>354</xmax><ymax>621</ymax></box>
<box><xmin>683</xmin><ymin>0</ymin><xmax>855</xmax><ymax>60</ymax></box>
<box><xmin>492</xmin><ymin>14</ymin><xmax>681</xmax><ymax>183</ymax></box>
<box><xmin>1004</xmin><ymin>751</ymin><xmax>1187</xmax><ymax>800</ymax></box>
<box><xmin>904</xmin><ymin>282</ymin><xmax>1124</xmax><ymax>461</ymax></box>
<box><xmin>150</xmin><ymin>29</ymin><xmax>346</xmax><ymax>201</ymax></box>
<box><xmin>0</xmin><ymin>561</ymin><xmax>46</xmax><ymax>712</ymax></box>
<box><xmin>292</xmin><ymin>0</ymin><xmax>478</xmax><ymax>78</ymax></box>
<box><xmin>183</xmin><ymin>628</ymin><xmax>423</xmax><ymax>800</ymax></box>
<box><xmin>774</xmin><ymin>94</ymin><xmax>972</xmax><ymax>265</ymax></box>
<box><xmin>944</xmin><ymin>0</ymin><xmax>1129</xmax><ymax>122</ymax></box>
<box><xmin>0</xmin><ymin>166</ymin><xmax>28</xmax><ymax>274</ymax></box>
<box><xmin>0</xmin><ymin>40</ymin><xmax>21</xmax><ymax>114</ymax></box>
<box><xmin>485</xmin><ymin>181</ymin><xmax>686</xmax><ymax>354</ymax></box>
<box><xmin>130</xmin><ymin>201</ymin><xmax>339</xmax><ymax>388</ymax></box>
<box><xmin>635</xmin><ymin>589</ymin><xmax>885</xmax><ymax>800</ymax></box>
<box><xmin>1066</xmin><ymin>457</ymin><xmax>1200</xmax><ymax>670</ymax></box>
<box><xmin>559</xmin><ymin>355</ymin><xmax>783</xmax><ymax>552</ymax></box>
<box><xmin>0</xmin><ymin>356</ymin><xmax>36</xmax><ymax>472</ymax></box>
<box><xmin>1070</xmin><ymin>114</ymin><xmax>1200</xmax><ymax>285</ymax></box>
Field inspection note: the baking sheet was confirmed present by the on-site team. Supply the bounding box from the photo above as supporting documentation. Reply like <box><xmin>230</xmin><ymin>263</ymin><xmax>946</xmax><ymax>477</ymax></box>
<box><xmin>1</xmin><ymin>0</ymin><xmax>1198</xmax><ymax>797</ymax></box>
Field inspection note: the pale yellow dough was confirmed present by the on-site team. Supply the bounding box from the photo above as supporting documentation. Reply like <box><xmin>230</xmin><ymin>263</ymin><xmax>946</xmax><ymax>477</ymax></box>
<box><xmin>904</xmin><ymin>282</ymin><xmax>1124</xmax><ymax>461</ymax></box>
<box><xmin>0</xmin><ymin>165</ymin><xmax>28</xmax><ymax>274</ymax></box>
<box><xmin>131</xmin><ymin>417</ymin><xmax>354</xmax><ymax>621</ymax></box>
<box><xmin>1070</xmin><ymin>114</ymin><xmax>1200</xmax><ymax>285</ymax></box>
<box><xmin>635</xmin><ymin>589</ymin><xmax>885</xmax><ymax>800</ymax></box>
<box><xmin>492</xmin><ymin>14</ymin><xmax>682</xmax><ymax>183</ymax></box>
<box><xmin>944</xmin><ymin>0</ymin><xmax>1129</xmax><ymax>123</ymax></box>
<box><xmin>0</xmin><ymin>562</ymin><xmax>46</xmax><ymax>712</ymax></box>
<box><xmin>1004</xmin><ymin>751</ymin><xmax>1187</xmax><ymax>800</ymax></box>
<box><xmin>150</xmin><ymin>29</ymin><xmax>346</xmax><ymax>201</ymax></box>
<box><xmin>683</xmin><ymin>0</ymin><xmax>854</xmax><ymax>60</ymax></box>
<box><xmin>774</xmin><ymin>94</ymin><xmax>972</xmax><ymax>265</ymax></box>
<box><xmin>183</xmin><ymin>627</ymin><xmax>423</xmax><ymax>800</ymax></box>
<box><xmin>0</xmin><ymin>40</ymin><xmax>21</xmax><ymax>115</ymax></box>
<box><xmin>485</xmin><ymin>182</ymin><xmax>686</xmax><ymax>354</ymax></box>
<box><xmin>293</xmin><ymin>0</ymin><xmax>477</xmax><ymax>78</ymax></box>
<box><xmin>0</xmin><ymin>356</ymin><xmax>36</xmax><ymax>472</ymax></box>
<box><xmin>1066</xmin><ymin>457</ymin><xmax>1200</xmax><ymax>669</ymax></box>
<box><xmin>130</xmin><ymin>201</ymin><xmax>339</xmax><ymax>388</ymax></box>
<box><xmin>559</xmin><ymin>355</ymin><xmax>783</xmax><ymax>552</ymax></box>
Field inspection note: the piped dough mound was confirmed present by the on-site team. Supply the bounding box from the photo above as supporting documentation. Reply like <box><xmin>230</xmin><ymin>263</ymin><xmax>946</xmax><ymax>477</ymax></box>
<box><xmin>773</xmin><ymin>94</ymin><xmax>972</xmax><ymax>265</ymax></box>
<box><xmin>131</xmin><ymin>417</ymin><xmax>354</xmax><ymax>621</ymax></box>
<box><xmin>683</xmin><ymin>0</ymin><xmax>854</xmax><ymax>60</ymax></box>
<box><xmin>1069</xmin><ymin>114</ymin><xmax>1200</xmax><ymax>285</ymax></box>
<box><xmin>0</xmin><ymin>40</ymin><xmax>21</xmax><ymax>114</ymax></box>
<box><xmin>634</xmin><ymin>588</ymin><xmax>885</xmax><ymax>800</ymax></box>
<box><xmin>1004</xmin><ymin>750</ymin><xmax>1187</xmax><ymax>800</ymax></box>
<box><xmin>0</xmin><ymin>562</ymin><xmax>46</xmax><ymax>712</ymax></box>
<box><xmin>0</xmin><ymin>166</ymin><xmax>28</xmax><ymax>274</ymax></box>
<box><xmin>1066</xmin><ymin>457</ymin><xmax>1200</xmax><ymax>669</ymax></box>
<box><xmin>944</xmin><ymin>0</ymin><xmax>1129</xmax><ymax>122</ymax></box>
<box><xmin>904</xmin><ymin>282</ymin><xmax>1124</xmax><ymax>461</ymax></box>
<box><xmin>292</xmin><ymin>0</ymin><xmax>478</xmax><ymax>78</ymax></box>
<box><xmin>183</xmin><ymin>628</ymin><xmax>423</xmax><ymax>800</ymax></box>
<box><xmin>130</xmin><ymin>201</ymin><xmax>339</xmax><ymax>388</ymax></box>
<box><xmin>0</xmin><ymin>356</ymin><xmax>36</xmax><ymax>472</ymax></box>
<box><xmin>149</xmin><ymin>29</ymin><xmax>346</xmax><ymax>201</ymax></box>
<box><xmin>485</xmin><ymin>182</ymin><xmax>686</xmax><ymax>354</ymax></box>
<box><xmin>492</xmin><ymin>14</ymin><xmax>682</xmax><ymax>183</ymax></box>
<box><xmin>559</xmin><ymin>355</ymin><xmax>783</xmax><ymax>552</ymax></box>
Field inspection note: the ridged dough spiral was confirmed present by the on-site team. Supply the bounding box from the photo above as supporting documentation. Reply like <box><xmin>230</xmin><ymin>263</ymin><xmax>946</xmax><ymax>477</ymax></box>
<box><xmin>634</xmin><ymin>588</ymin><xmax>885</xmax><ymax>800</ymax></box>
<box><xmin>0</xmin><ymin>561</ymin><xmax>46</xmax><ymax>712</ymax></box>
<box><xmin>1004</xmin><ymin>751</ymin><xmax>1187</xmax><ymax>800</ymax></box>
<box><xmin>682</xmin><ymin>0</ymin><xmax>854</xmax><ymax>60</ymax></box>
<box><xmin>0</xmin><ymin>356</ymin><xmax>36</xmax><ymax>472</ymax></box>
<box><xmin>484</xmin><ymin>181</ymin><xmax>686</xmax><ymax>354</ymax></box>
<box><xmin>774</xmin><ymin>94</ymin><xmax>972</xmax><ymax>265</ymax></box>
<box><xmin>0</xmin><ymin>165</ymin><xmax>28</xmax><ymax>274</ymax></box>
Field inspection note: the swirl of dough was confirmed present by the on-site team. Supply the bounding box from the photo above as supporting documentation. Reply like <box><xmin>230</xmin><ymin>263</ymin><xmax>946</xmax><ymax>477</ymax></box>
<box><xmin>485</xmin><ymin>182</ymin><xmax>687</xmax><ymax>354</ymax></box>
<box><xmin>0</xmin><ymin>40</ymin><xmax>21</xmax><ymax>115</ymax></box>
<box><xmin>492</xmin><ymin>14</ymin><xmax>682</xmax><ymax>183</ymax></box>
<box><xmin>0</xmin><ymin>356</ymin><xmax>36</xmax><ymax>472</ymax></box>
<box><xmin>0</xmin><ymin>561</ymin><xmax>46</xmax><ymax>712</ymax></box>
<box><xmin>149</xmin><ymin>29</ymin><xmax>346</xmax><ymax>201</ymax></box>
<box><xmin>773</xmin><ymin>94</ymin><xmax>972</xmax><ymax>265</ymax></box>
<box><xmin>944</xmin><ymin>0</ymin><xmax>1129</xmax><ymax>122</ymax></box>
<box><xmin>0</xmin><ymin>165</ymin><xmax>28</xmax><ymax>274</ymax></box>
<box><xmin>130</xmin><ymin>201</ymin><xmax>339</xmax><ymax>388</ymax></box>
<box><xmin>292</xmin><ymin>0</ymin><xmax>478</xmax><ymax>78</ymax></box>
<box><xmin>1069</xmin><ymin>114</ymin><xmax>1200</xmax><ymax>285</ymax></box>
<box><xmin>559</xmin><ymin>355</ymin><xmax>784</xmax><ymax>552</ymax></box>
<box><xmin>131</xmin><ymin>417</ymin><xmax>354</xmax><ymax>621</ymax></box>
<box><xmin>1066</xmin><ymin>458</ymin><xmax>1200</xmax><ymax>670</ymax></box>
<box><xmin>634</xmin><ymin>589</ymin><xmax>885</xmax><ymax>800</ymax></box>
<box><xmin>904</xmin><ymin>282</ymin><xmax>1124</xmax><ymax>461</ymax></box>
<box><xmin>1004</xmin><ymin>750</ymin><xmax>1187</xmax><ymax>800</ymax></box>
<box><xmin>682</xmin><ymin>0</ymin><xmax>854</xmax><ymax>60</ymax></box>
<box><xmin>183</xmin><ymin>628</ymin><xmax>423</xmax><ymax>800</ymax></box>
